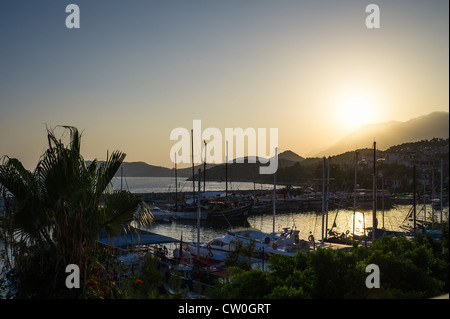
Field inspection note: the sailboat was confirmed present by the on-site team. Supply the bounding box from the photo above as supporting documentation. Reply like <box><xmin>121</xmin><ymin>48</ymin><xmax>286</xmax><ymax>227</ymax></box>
<box><xmin>186</xmin><ymin>147</ymin><xmax>312</xmax><ymax>264</ymax></box>
<box><xmin>166</xmin><ymin>130</ymin><xmax>209</xmax><ymax>220</ymax></box>
<box><xmin>167</xmin><ymin>132</ymin><xmax>252</xmax><ymax>221</ymax></box>
<box><xmin>201</xmin><ymin>139</ymin><xmax>252</xmax><ymax>221</ymax></box>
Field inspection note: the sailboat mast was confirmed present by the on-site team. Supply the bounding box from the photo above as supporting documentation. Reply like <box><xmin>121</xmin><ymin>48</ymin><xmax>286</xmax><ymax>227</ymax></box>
<box><xmin>372</xmin><ymin>141</ymin><xmax>377</xmax><ymax>241</ymax></box>
<box><xmin>191</xmin><ymin>129</ymin><xmax>195</xmax><ymax>204</ymax></box>
<box><xmin>321</xmin><ymin>157</ymin><xmax>325</xmax><ymax>243</ymax></box>
<box><xmin>204</xmin><ymin>141</ymin><xmax>207</xmax><ymax>193</ymax></box>
<box><xmin>382</xmin><ymin>175</ymin><xmax>385</xmax><ymax>229</ymax></box>
<box><xmin>273</xmin><ymin>147</ymin><xmax>278</xmax><ymax>233</ymax></box>
<box><xmin>413</xmin><ymin>165</ymin><xmax>417</xmax><ymax>232</ymax></box>
<box><xmin>441</xmin><ymin>159</ymin><xmax>443</xmax><ymax>225</ymax></box>
<box><xmin>432</xmin><ymin>170</ymin><xmax>434</xmax><ymax>230</ymax></box>
<box><xmin>175</xmin><ymin>152</ymin><xmax>177</xmax><ymax>206</ymax></box>
<box><xmin>423</xmin><ymin>184</ymin><xmax>426</xmax><ymax>234</ymax></box>
<box><xmin>197</xmin><ymin>168</ymin><xmax>201</xmax><ymax>259</ymax></box>
<box><xmin>226</xmin><ymin>140</ymin><xmax>228</xmax><ymax>200</ymax></box>
<box><xmin>325</xmin><ymin>156</ymin><xmax>330</xmax><ymax>240</ymax></box>
<box><xmin>353</xmin><ymin>151</ymin><xmax>358</xmax><ymax>238</ymax></box>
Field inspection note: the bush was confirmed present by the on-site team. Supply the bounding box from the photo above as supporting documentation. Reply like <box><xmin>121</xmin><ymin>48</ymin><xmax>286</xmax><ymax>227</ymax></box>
<box><xmin>119</xmin><ymin>254</ymin><xmax>165</xmax><ymax>299</ymax></box>
<box><xmin>213</xmin><ymin>228</ymin><xmax>449</xmax><ymax>299</ymax></box>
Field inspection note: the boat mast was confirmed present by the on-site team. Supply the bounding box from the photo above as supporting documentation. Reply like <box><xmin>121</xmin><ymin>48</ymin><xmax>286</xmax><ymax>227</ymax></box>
<box><xmin>273</xmin><ymin>147</ymin><xmax>278</xmax><ymax>233</ymax></box>
<box><xmin>431</xmin><ymin>170</ymin><xmax>434</xmax><ymax>230</ymax></box>
<box><xmin>175</xmin><ymin>152</ymin><xmax>177</xmax><ymax>206</ymax></box>
<box><xmin>197</xmin><ymin>168</ymin><xmax>201</xmax><ymax>259</ymax></box>
<box><xmin>413</xmin><ymin>165</ymin><xmax>416</xmax><ymax>232</ymax></box>
<box><xmin>204</xmin><ymin>140</ymin><xmax>207</xmax><ymax>193</ymax></box>
<box><xmin>321</xmin><ymin>157</ymin><xmax>325</xmax><ymax>244</ymax></box>
<box><xmin>372</xmin><ymin>141</ymin><xmax>377</xmax><ymax>241</ymax></box>
<box><xmin>325</xmin><ymin>156</ymin><xmax>330</xmax><ymax>240</ymax></box>
<box><xmin>353</xmin><ymin>151</ymin><xmax>358</xmax><ymax>238</ymax></box>
<box><xmin>382</xmin><ymin>175</ymin><xmax>385</xmax><ymax>229</ymax></box>
<box><xmin>226</xmin><ymin>140</ymin><xmax>228</xmax><ymax>200</ymax></box>
<box><xmin>191</xmin><ymin>129</ymin><xmax>195</xmax><ymax>204</ymax></box>
<box><xmin>441</xmin><ymin>159</ymin><xmax>443</xmax><ymax>225</ymax></box>
<box><xmin>423</xmin><ymin>184</ymin><xmax>426</xmax><ymax>234</ymax></box>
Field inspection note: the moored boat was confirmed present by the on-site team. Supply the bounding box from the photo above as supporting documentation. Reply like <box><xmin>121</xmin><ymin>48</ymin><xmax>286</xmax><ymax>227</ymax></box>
<box><xmin>186</xmin><ymin>227</ymin><xmax>312</xmax><ymax>263</ymax></box>
<box><xmin>148</xmin><ymin>205</ymin><xmax>175</xmax><ymax>222</ymax></box>
<box><xmin>166</xmin><ymin>203</ymin><xmax>209</xmax><ymax>220</ymax></box>
<box><xmin>206</xmin><ymin>201</ymin><xmax>252</xmax><ymax>220</ymax></box>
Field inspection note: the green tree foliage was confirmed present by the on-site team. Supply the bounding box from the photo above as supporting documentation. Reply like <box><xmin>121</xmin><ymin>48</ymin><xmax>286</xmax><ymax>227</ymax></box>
<box><xmin>214</xmin><ymin>227</ymin><xmax>449</xmax><ymax>299</ymax></box>
<box><xmin>224</xmin><ymin>240</ymin><xmax>256</xmax><ymax>271</ymax></box>
<box><xmin>120</xmin><ymin>254</ymin><xmax>166</xmax><ymax>299</ymax></box>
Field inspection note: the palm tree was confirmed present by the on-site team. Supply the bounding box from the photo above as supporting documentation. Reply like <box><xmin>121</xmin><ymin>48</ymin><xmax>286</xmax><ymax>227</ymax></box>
<box><xmin>0</xmin><ymin>126</ymin><xmax>152</xmax><ymax>298</ymax></box>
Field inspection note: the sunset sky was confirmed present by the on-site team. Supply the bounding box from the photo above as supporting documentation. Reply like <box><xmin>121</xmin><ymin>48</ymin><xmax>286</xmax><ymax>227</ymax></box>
<box><xmin>0</xmin><ymin>0</ymin><xmax>448</xmax><ymax>170</ymax></box>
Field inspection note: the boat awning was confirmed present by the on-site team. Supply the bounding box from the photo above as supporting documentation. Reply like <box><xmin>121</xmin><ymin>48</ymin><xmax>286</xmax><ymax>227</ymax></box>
<box><xmin>98</xmin><ymin>226</ymin><xmax>179</xmax><ymax>250</ymax></box>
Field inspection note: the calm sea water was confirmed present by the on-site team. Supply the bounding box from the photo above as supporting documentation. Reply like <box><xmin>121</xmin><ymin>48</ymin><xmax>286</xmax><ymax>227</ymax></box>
<box><xmin>111</xmin><ymin>177</ymin><xmax>449</xmax><ymax>244</ymax></box>
<box><xmin>146</xmin><ymin>204</ymin><xmax>449</xmax><ymax>245</ymax></box>
<box><xmin>110</xmin><ymin>176</ymin><xmax>275</xmax><ymax>193</ymax></box>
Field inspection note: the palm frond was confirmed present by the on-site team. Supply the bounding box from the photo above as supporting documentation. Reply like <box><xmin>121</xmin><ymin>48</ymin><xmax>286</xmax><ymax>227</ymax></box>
<box><xmin>0</xmin><ymin>157</ymin><xmax>35</xmax><ymax>202</ymax></box>
<box><xmin>0</xmin><ymin>157</ymin><xmax>54</xmax><ymax>247</ymax></box>
<box><xmin>60</xmin><ymin>125</ymin><xmax>81</xmax><ymax>154</ymax></box>
<box><xmin>134</xmin><ymin>201</ymin><xmax>154</xmax><ymax>228</ymax></box>
<box><xmin>94</xmin><ymin>150</ymin><xmax>126</xmax><ymax>198</ymax></box>
<box><xmin>98</xmin><ymin>190</ymin><xmax>143</xmax><ymax>237</ymax></box>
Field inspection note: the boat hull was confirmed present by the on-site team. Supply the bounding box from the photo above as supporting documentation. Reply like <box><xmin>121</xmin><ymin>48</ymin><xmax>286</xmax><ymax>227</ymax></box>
<box><xmin>207</xmin><ymin>203</ymin><xmax>252</xmax><ymax>220</ymax></box>
<box><xmin>171</xmin><ymin>210</ymin><xmax>209</xmax><ymax>220</ymax></box>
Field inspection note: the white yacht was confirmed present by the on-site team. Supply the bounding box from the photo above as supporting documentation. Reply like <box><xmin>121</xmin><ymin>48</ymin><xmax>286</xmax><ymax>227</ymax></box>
<box><xmin>186</xmin><ymin>228</ymin><xmax>312</xmax><ymax>263</ymax></box>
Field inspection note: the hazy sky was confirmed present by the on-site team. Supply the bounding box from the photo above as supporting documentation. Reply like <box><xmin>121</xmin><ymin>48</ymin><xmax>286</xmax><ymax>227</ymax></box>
<box><xmin>0</xmin><ymin>0</ymin><xmax>448</xmax><ymax>170</ymax></box>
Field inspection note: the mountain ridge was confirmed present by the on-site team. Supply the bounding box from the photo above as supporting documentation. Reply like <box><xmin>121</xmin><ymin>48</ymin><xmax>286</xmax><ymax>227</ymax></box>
<box><xmin>315</xmin><ymin>111</ymin><xmax>449</xmax><ymax>157</ymax></box>
<box><xmin>114</xmin><ymin>150</ymin><xmax>304</xmax><ymax>177</ymax></box>
<box><xmin>107</xmin><ymin>111</ymin><xmax>448</xmax><ymax>177</ymax></box>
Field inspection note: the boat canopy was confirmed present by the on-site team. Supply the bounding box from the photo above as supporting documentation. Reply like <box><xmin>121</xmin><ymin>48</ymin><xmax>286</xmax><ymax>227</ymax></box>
<box><xmin>98</xmin><ymin>226</ymin><xmax>179</xmax><ymax>250</ymax></box>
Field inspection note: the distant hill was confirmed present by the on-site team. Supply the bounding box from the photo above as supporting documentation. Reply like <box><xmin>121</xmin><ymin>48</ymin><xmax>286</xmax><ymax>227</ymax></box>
<box><xmin>115</xmin><ymin>162</ymin><xmax>173</xmax><ymax>177</ymax></box>
<box><xmin>115</xmin><ymin>161</ymin><xmax>218</xmax><ymax>178</ymax></box>
<box><xmin>279</xmin><ymin>150</ymin><xmax>305</xmax><ymax>163</ymax></box>
<box><xmin>115</xmin><ymin>150</ymin><xmax>305</xmax><ymax>179</ymax></box>
<box><xmin>317</xmin><ymin>111</ymin><xmax>449</xmax><ymax>156</ymax></box>
<box><xmin>188</xmin><ymin>150</ymin><xmax>306</xmax><ymax>182</ymax></box>
<box><xmin>277</xmin><ymin>150</ymin><xmax>305</xmax><ymax>169</ymax></box>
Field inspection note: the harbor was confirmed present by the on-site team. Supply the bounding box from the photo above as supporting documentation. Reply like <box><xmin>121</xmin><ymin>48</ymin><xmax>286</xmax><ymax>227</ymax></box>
<box><xmin>1</xmin><ymin>176</ymin><xmax>449</xmax><ymax>300</ymax></box>
<box><xmin>1</xmin><ymin>165</ymin><xmax>449</xmax><ymax>299</ymax></box>
<box><xmin>142</xmin><ymin>203</ymin><xmax>447</xmax><ymax>244</ymax></box>
<box><xmin>89</xmin><ymin>195</ymin><xmax>449</xmax><ymax>299</ymax></box>
<box><xmin>98</xmin><ymin>168</ymin><xmax>449</xmax><ymax>297</ymax></box>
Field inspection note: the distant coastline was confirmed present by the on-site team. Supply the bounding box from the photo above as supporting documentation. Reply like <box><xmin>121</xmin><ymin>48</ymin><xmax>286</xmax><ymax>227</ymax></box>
<box><xmin>112</xmin><ymin>138</ymin><xmax>449</xmax><ymax>196</ymax></box>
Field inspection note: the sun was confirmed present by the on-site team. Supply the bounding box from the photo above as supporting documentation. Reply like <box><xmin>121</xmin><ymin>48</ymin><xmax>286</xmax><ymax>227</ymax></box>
<box><xmin>337</xmin><ymin>94</ymin><xmax>374</xmax><ymax>130</ymax></box>
<box><xmin>344</xmin><ymin>96</ymin><xmax>371</xmax><ymax>121</ymax></box>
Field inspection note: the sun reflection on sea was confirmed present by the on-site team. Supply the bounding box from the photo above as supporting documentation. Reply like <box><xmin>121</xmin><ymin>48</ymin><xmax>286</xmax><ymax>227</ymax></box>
<box><xmin>351</xmin><ymin>212</ymin><xmax>366</xmax><ymax>236</ymax></box>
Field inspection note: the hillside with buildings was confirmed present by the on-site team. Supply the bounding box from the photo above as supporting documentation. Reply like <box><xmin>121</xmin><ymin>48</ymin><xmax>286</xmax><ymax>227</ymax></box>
<box><xmin>223</xmin><ymin>138</ymin><xmax>449</xmax><ymax>194</ymax></box>
<box><xmin>316</xmin><ymin>112</ymin><xmax>449</xmax><ymax>157</ymax></box>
